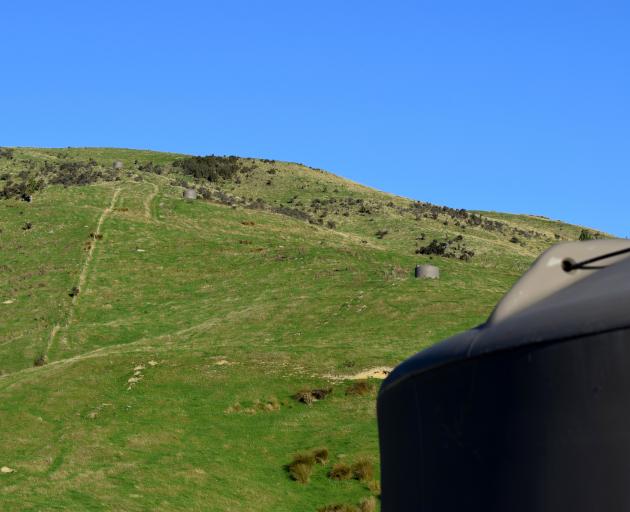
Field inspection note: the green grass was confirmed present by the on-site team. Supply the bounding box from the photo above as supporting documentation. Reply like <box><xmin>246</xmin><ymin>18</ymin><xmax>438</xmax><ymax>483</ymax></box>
<box><xmin>0</xmin><ymin>147</ymin><xmax>598</xmax><ymax>510</ymax></box>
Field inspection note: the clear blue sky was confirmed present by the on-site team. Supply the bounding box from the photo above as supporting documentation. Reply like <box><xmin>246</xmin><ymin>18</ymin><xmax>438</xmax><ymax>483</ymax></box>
<box><xmin>2</xmin><ymin>1</ymin><xmax>628</xmax><ymax>236</ymax></box>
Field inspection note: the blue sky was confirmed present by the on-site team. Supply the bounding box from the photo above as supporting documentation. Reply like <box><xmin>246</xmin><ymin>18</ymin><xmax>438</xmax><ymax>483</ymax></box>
<box><xmin>2</xmin><ymin>1</ymin><xmax>628</xmax><ymax>236</ymax></box>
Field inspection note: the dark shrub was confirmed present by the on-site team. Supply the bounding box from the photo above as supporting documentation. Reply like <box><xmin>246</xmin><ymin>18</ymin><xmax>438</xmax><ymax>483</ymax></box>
<box><xmin>0</xmin><ymin>147</ymin><xmax>14</xmax><ymax>159</ymax></box>
<box><xmin>49</xmin><ymin>159</ymin><xmax>107</xmax><ymax>187</ymax></box>
<box><xmin>173</xmin><ymin>155</ymin><xmax>240</xmax><ymax>182</ymax></box>
<box><xmin>0</xmin><ymin>175</ymin><xmax>45</xmax><ymax>200</ymax></box>
<box><xmin>138</xmin><ymin>161</ymin><xmax>163</xmax><ymax>174</ymax></box>
<box><xmin>417</xmin><ymin>239</ymin><xmax>448</xmax><ymax>256</ymax></box>
<box><xmin>579</xmin><ymin>229</ymin><xmax>594</xmax><ymax>241</ymax></box>
<box><xmin>33</xmin><ymin>354</ymin><xmax>48</xmax><ymax>367</ymax></box>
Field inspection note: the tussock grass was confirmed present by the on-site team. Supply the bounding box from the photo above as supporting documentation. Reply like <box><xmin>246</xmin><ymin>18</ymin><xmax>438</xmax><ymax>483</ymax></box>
<box><xmin>352</xmin><ymin>457</ymin><xmax>374</xmax><ymax>482</ymax></box>
<box><xmin>313</xmin><ymin>447</ymin><xmax>329</xmax><ymax>465</ymax></box>
<box><xmin>345</xmin><ymin>380</ymin><xmax>373</xmax><ymax>396</ymax></box>
<box><xmin>358</xmin><ymin>496</ymin><xmax>377</xmax><ymax>512</ymax></box>
<box><xmin>289</xmin><ymin>462</ymin><xmax>312</xmax><ymax>484</ymax></box>
<box><xmin>288</xmin><ymin>452</ymin><xmax>316</xmax><ymax>483</ymax></box>
<box><xmin>328</xmin><ymin>462</ymin><xmax>353</xmax><ymax>481</ymax></box>
<box><xmin>293</xmin><ymin>387</ymin><xmax>332</xmax><ymax>405</ymax></box>
<box><xmin>318</xmin><ymin>504</ymin><xmax>359</xmax><ymax>512</ymax></box>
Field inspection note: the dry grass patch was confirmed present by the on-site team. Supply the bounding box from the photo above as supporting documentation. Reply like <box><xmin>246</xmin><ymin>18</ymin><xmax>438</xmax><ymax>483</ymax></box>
<box><xmin>225</xmin><ymin>396</ymin><xmax>280</xmax><ymax>414</ymax></box>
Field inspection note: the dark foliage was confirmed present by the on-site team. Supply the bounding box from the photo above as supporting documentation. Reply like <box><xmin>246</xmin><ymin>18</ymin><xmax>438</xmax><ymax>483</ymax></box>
<box><xmin>138</xmin><ymin>161</ymin><xmax>163</xmax><ymax>175</ymax></box>
<box><xmin>173</xmin><ymin>155</ymin><xmax>241</xmax><ymax>182</ymax></box>
<box><xmin>44</xmin><ymin>159</ymin><xmax>117</xmax><ymax>187</ymax></box>
<box><xmin>0</xmin><ymin>176</ymin><xmax>45</xmax><ymax>200</ymax></box>
<box><xmin>0</xmin><ymin>147</ymin><xmax>14</xmax><ymax>159</ymax></box>
<box><xmin>417</xmin><ymin>236</ymin><xmax>475</xmax><ymax>261</ymax></box>
<box><xmin>33</xmin><ymin>354</ymin><xmax>48</xmax><ymax>367</ymax></box>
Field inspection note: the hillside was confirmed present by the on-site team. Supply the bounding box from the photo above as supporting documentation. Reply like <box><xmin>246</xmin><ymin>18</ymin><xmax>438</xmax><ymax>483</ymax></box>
<box><xmin>0</xmin><ymin>147</ymin><xmax>604</xmax><ymax>510</ymax></box>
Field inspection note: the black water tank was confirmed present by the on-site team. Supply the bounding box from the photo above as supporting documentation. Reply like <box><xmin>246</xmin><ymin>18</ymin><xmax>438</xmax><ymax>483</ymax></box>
<box><xmin>378</xmin><ymin>240</ymin><xmax>630</xmax><ymax>511</ymax></box>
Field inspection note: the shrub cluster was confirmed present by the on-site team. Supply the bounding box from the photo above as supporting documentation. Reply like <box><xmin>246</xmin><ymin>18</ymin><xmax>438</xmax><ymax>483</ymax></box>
<box><xmin>173</xmin><ymin>155</ymin><xmax>241</xmax><ymax>182</ymax></box>
<box><xmin>405</xmin><ymin>201</ymin><xmax>547</xmax><ymax>239</ymax></box>
<box><xmin>416</xmin><ymin>235</ymin><xmax>475</xmax><ymax>261</ymax></box>
<box><xmin>0</xmin><ymin>147</ymin><xmax>14</xmax><ymax>159</ymax></box>
<box><xmin>578</xmin><ymin>229</ymin><xmax>603</xmax><ymax>241</ymax></box>
<box><xmin>138</xmin><ymin>161</ymin><xmax>163</xmax><ymax>175</ymax></box>
<box><xmin>0</xmin><ymin>175</ymin><xmax>45</xmax><ymax>200</ymax></box>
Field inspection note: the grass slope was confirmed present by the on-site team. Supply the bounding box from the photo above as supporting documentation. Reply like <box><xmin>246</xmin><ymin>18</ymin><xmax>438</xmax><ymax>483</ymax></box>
<box><xmin>0</xmin><ymin>148</ymin><xmax>601</xmax><ymax>510</ymax></box>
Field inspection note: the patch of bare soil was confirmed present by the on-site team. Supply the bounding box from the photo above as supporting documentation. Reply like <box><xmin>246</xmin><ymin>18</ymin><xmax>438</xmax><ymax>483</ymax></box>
<box><xmin>325</xmin><ymin>366</ymin><xmax>392</xmax><ymax>381</ymax></box>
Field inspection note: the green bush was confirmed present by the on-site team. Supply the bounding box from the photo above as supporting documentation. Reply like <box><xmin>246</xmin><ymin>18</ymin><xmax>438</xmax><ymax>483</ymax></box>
<box><xmin>173</xmin><ymin>155</ymin><xmax>241</xmax><ymax>182</ymax></box>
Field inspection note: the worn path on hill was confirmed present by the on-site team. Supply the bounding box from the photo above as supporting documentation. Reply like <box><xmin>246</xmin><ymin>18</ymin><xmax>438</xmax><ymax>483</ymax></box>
<box><xmin>46</xmin><ymin>186</ymin><xmax>121</xmax><ymax>356</ymax></box>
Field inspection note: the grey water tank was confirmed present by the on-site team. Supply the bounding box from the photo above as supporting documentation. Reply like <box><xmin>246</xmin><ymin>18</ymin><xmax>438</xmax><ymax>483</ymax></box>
<box><xmin>183</xmin><ymin>188</ymin><xmax>197</xmax><ymax>200</ymax></box>
<box><xmin>415</xmin><ymin>264</ymin><xmax>439</xmax><ymax>279</ymax></box>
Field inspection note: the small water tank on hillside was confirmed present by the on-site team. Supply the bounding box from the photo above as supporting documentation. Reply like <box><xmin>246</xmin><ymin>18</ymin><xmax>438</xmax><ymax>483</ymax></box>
<box><xmin>113</xmin><ymin>160</ymin><xmax>124</xmax><ymax>170</ymax></box>
<box><xmin>183</xmin><ymin>188</ymin><xmax>197</xmax><ymax>200</ymax></box>
<box><xmin>415</xmin><ymin>264</ymin><xmax>439</xmax><ymax>279</ymax></box>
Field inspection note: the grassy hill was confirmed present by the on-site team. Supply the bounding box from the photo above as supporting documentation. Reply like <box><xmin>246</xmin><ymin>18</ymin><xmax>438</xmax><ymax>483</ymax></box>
<box><xmin>0</xmin><ymin>147</ymin><xmax>604</xmax><ymax>510</ymax></box>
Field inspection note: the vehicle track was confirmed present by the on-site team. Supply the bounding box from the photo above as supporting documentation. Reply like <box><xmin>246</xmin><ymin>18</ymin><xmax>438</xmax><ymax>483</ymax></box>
<box><xmin>144</xmin><ymin>182</ymin><xmax>159</xmax><ymax>220</ymax></box>
<box><xmin>46</xmin><ymin>187</ymin><xmax>121</xmax><ymax>356</ymax></box>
